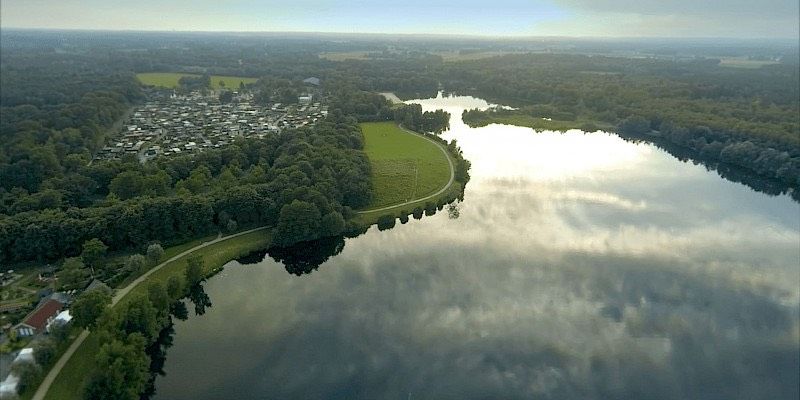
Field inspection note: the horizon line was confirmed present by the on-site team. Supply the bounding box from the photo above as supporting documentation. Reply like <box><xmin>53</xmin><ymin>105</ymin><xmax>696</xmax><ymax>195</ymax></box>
<box><xmin>2</xmin><ymin>27</ymin><xmax>798</xmax><ymax>42</ymax></box>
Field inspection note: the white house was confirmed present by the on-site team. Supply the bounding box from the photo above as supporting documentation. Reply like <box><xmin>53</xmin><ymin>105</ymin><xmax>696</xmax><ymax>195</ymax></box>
<box><xmin>46</xmin><ymin>310</ymin><xmax>72</xmax><ymax>332</ymax></box>
<box><xmin>0</xmin><ymin>348</ymin><xmax>35</xmax><ymax>398</ymax></box>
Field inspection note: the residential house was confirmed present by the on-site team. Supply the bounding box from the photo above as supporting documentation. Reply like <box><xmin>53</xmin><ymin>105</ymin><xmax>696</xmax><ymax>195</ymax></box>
<box><xmin>13</xmin><ymin>299</ymin><xmax>63</xmax><ymax>337</ymax></box>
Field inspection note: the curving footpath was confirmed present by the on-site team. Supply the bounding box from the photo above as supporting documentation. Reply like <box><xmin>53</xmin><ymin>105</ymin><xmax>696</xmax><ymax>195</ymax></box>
<box><xmin>356</xmin><ymin>125</ymin><xmax>455</xmax><ymax>214</ymax></box>
<box><xmin>32</xmin><ymin>226</ymin><xmax>268</xmax><ymax>400</ymax></box>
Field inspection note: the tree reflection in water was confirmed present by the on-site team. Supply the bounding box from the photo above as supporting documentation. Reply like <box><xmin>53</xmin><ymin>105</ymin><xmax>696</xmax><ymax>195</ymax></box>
<box><xmin>267</xmin><ymin>235</ymin><xmax>346</xmax><ymax>276</ymax></box>
<box><xmin>188</xmin><ymin>283</ymin><xmax>212</xmax><ymax>316</ymax></box>
<box><xmin>143</xmin><ymin>283</ymin><xmax>212</xmax><ymax>399</ymax></box>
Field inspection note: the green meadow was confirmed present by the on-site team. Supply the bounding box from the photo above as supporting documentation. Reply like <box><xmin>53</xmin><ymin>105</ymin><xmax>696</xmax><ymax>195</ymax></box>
<box><xmin>136</xmin><ymin>72</ymin><xmax>258</xmax><ymax>89</ymax></box>
<box><xmin>360</xmin><ymin>122</ymin><xmax>451</xmax><ymax>209</ymax></box>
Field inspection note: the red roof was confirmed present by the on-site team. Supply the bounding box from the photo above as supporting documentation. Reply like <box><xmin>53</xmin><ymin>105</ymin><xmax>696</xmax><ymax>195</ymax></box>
<box><xmin>22</xmin><ymin>299</ymin><xmax>63</xmax><ymax>331</ymax></box>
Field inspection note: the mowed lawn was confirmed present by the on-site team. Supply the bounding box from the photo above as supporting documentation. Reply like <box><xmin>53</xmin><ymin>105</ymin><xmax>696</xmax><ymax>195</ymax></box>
<box><xmin>136</xmin><ymin>72</ymin><xmax>258</xmax><ymax>89</ymax></box>
<box><xmin>361</xmin><ymin>122</ymin><xmax>451</xmax><ymax>209</ymax></box>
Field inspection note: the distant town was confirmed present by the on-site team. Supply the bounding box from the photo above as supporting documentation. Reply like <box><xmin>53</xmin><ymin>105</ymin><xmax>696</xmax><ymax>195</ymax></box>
<box><xmin>95</xmin><ymin>87</ymin><xmax>327</xmax><ymax>163</ymax></box>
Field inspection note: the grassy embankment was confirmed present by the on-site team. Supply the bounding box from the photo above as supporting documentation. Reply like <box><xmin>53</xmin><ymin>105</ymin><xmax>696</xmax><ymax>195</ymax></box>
<box><xmin>43</xmin><ymin>230</ymin><xmax>270</xmax><ymax>400</ymax></box>
<box><xmin>136</xmin><ymin>72</ymin><xmax>258</xmax><ymax>89</ymax></box>
<box><xmin>353</xmin><ymin>121</ymin><xmax>459</xmax><ymax>224</ymax></box>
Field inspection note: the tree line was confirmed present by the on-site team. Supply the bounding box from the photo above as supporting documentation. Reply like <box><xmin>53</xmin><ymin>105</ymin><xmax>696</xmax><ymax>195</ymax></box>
<box><xmin>441</xmin><ymin>54</ymin><xmax>799</xmax><ymax>191</ymax></box>
<box><xmin>393</xmin><ymin>104</ymin><xmax>450</xmax><ymax>134</ymax></box>
<box><xmin>0</xmin><ymin>111</ymin><xmax>372</xmax><ymax>263</ymax></box>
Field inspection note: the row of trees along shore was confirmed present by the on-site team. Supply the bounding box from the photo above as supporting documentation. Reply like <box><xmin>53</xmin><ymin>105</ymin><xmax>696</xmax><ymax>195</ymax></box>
<box><xmin>69</xmin><ymin>255</ymin><xmax>212</xmax><ymax>399</ymax></box>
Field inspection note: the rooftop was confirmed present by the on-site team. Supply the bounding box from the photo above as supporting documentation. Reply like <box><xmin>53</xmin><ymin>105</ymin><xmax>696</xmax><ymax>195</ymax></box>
<box><xmin>20</xmin><ymin>299</ymin><xmax>63</xmax><ymax>331</ymax></box>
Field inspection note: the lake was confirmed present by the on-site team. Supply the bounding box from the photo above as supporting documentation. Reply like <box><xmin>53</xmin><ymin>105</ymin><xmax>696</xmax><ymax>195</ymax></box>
<box><xmin>153</xmin><ymin>93</ymin><xmax>800</xmax><ymax>400</ymax></box>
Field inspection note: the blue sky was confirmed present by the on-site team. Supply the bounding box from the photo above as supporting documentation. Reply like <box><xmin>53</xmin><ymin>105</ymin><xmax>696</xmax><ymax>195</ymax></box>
<box><xmin>2</xmin><ymin>0</ymin><xmax>798</xmax><ymax>38</ymax></box>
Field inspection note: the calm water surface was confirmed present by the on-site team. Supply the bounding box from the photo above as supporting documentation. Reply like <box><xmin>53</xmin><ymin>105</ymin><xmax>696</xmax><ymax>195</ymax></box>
<box><xmin>154</xmin><ymin>94</ymin><xmax>800</xmax><ymax>400</ymax></box>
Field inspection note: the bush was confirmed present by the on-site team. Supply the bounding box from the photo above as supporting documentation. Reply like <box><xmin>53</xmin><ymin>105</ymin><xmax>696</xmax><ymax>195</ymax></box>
<box><xmin>34</xmin><ymin>339</ymin><xmax>57</xmax><ymax>366</ymax></box>
<box><xmin>376</xmin><ymin>215</ymin><xmax>396</xmax><ymax>231</ymax></box>
<box><xmin>11</xmin><ymin>361</ymin><xmax>42</xmax><ymax>394</ymax></box>
<box><xmin>580</xmin><ymin>122</ymin><xmax>599</xmax><ymax>132</ymax></box>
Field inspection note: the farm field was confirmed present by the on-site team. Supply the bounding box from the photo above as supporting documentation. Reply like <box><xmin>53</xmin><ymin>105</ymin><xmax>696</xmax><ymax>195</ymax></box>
<box><xmin>431</xmin><ymin>50</ymin><xmax>526</xmax><ymax>61</ymax></box>
<box><xmin>318</xmin><ymin>51</ymin><xmax>372</xmax><ymax>61</ymax></box>
<box><xmin>718</xmin><ymin>57</ymin><xmax>780</xmax><ymax>68</ymax></box>
<box><xmin>360</xmin><ymin>122</ymin><xmax>451</xmax><ymax>209</ymax></box>
<box><xmin>136</xmin><ymin>72</ymin><xmax>258</xmax><ymax>89</ymax></box>
<box><xmin>320</xmin><ymin>50</ymin><xmax>525</xmax><ymax>62</ymax></box>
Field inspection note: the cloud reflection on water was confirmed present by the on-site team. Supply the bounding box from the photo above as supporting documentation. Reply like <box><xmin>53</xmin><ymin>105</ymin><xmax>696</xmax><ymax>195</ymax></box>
<box><xmin>154</xmin><ymin>95</ymin><xmax>799</xmax><ymax>400</ymax></box>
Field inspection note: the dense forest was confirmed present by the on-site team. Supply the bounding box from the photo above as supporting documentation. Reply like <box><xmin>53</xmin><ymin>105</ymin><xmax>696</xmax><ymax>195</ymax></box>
<box><xmin>0</xmin><ymin>113</ymin><xmax>372</xmax><ymax>263</ymax></box>
<box><xmin>451</xmin><ymin>54</ymin><xmax>800</xmax><ymax>190</ymax></box>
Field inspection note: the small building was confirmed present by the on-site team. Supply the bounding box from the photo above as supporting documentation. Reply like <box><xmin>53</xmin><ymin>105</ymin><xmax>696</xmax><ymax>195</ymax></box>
<box><xmin>14</xmin><ymin>348</ymin><xmax>34</xmax><ymax>364</ymax></box>
<box><xmin>298</xmin><ymin>96</ymin><xmax>313</xmax><ymax>105</ymax></box>
<box><xmin>84</xmin><ymin>279</ymin><xmax>112</xmax><ymax>295</ymax></box>
<box><xmin>45</xmin><ymin>291</ymin><xmax>72</xmax><ymax>306</ymax></box>
<box><xmin>13</xmin><ymin>300</ymin><xmax>63</xmax><ymax>337</ymax></box>
<box><xmin>303</xmin><ymin>77</ymin><xmax>320</xmax><ymax>86</ymax></box>
<box><xmin>47</xmin><ymin>310</ymin><xmax>72</xmax><ymax>332</ymax></box>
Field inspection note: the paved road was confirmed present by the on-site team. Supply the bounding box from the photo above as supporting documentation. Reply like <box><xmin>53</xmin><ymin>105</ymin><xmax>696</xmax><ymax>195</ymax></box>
<box><xmin>32</xmin><ymin>226</ymin><xmax>268</xmax><ymax>400</ymax></box>
<box><xmin>357</xmin><ymin>125</ymin><xmax>455</xmax><ymax>215</ymax></box>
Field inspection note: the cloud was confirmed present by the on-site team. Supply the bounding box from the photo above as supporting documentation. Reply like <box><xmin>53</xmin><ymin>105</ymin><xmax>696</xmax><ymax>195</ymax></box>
<box><xmin>1</xmin><ymin>0</ymin><xmax>797</xmax><ymax>37</ymax></box>
<box><xmin>538</xmin><ymin>0</ymin><xmax>800</xmax><ymax>38</ymax></box>
<box><xmin>556</xmin><ymin>0</ymin><xmax>798</xmax><ymax>18</ymax></box>
<box><xmin>152</xmin><ymin>111</ymin><xmax>799</xmax><ymax>398</ymax></box>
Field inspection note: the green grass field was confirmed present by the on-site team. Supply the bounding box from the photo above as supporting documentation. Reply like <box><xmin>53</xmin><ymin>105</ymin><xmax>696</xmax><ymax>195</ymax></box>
<box><xmin>43</xmin><ymin>229</ymin><xmax>271</xmax><ymax>400</ymax></box>
<box><xmin>360</xmin><ymin>122</ymin><xmax>451</xmax><ymax>209</ymax></box>
<box><xmin>136</xmin><ymin>72</ymin><xmax>258</xmax><ymax>89</ymax></box>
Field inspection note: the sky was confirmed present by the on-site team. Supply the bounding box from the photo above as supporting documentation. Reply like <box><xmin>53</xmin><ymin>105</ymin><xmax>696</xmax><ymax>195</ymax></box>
<box><xmin>1</xmin><ymin>0</ymin><xmax>798</xmax><ymax>39</ymax></box>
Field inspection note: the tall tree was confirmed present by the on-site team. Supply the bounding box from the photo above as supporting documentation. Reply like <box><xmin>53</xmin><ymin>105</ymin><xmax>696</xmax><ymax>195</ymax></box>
<box><xmin>124</xmin><ymin>254</ymin><xmax>147</xmax><ymax>274</ymax></box>
<box><xmin>84</xmin><ymin>334</ymin><xmax>149</xmax><ymax>400</ymax></box>
<box><xmin>185</xmin><ymin>255</ymin><xmax>205</xmax><ymax>287</ymax></box>
<box><xmin>272</xmin><ymin>200</ymin><xmax>321</xmax><ymax>247</ymax></box>
<box><xmin>59</xmin><ymin>257</ymin><xmax>88</xmax><ymax>289</ymax></box>
<box><xmin>146</xmin><ymin>243</ymin><xmax>165</xmax><ymax>266</ymax></box>
<box><xmin>81</xmin><ymin>238</ymin><xmax>108</xmax><ymax>274</ymax></box>
<box><xmin>72</xmin><ymin>290</ymin><xmax>112</xmax><ymax>330</ymax></box>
